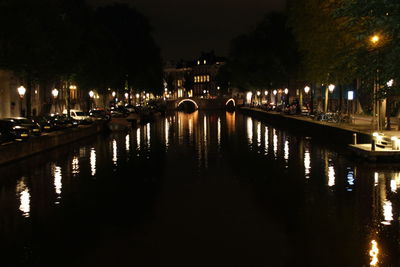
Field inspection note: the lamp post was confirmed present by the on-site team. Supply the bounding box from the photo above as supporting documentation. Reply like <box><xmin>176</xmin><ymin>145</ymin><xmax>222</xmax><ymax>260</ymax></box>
<box><xmin>326</xmin><ymin>84</ymin><xmax>335</xmax><ymax>112</ymax></box>
<box><xmin>17</xmin><ymin>86</ymin><xmax>26</xmax><ymax>117</ymax></box>
<box><xmin>257</xmin><ymin>91</ymin><xmax>261</xmax><ymax>106</ymax></box>
<box><xmin>273</xmin><ymin>89</ymin><xmax>277</xmax><ymax>107</ymax></box>
<box><xmin>112</xmin><ymin>91</ymin><xmax>116</xmax><ymax>106</ymax></box>
<box><xmin>89</xmin><ymin>90</ymin><xmax>94</xmax><ymax>110</ymax></box>
<box><xmin>370</xmin><ymin>34</ymin><xmax>381</xmax><ymax>130</ymax></box>
<box><xmin>52</xmin><ymin>88</ymin><xmax>59</xmax><ymax>114</ymax></box>
<box><xmin>264</xmin><ymin>90</ymin><xmax>268</xmax><ymax>105</ymax></box>
<box><xmin>304</xmin><ymin>86</ymin><xmax>311</xmax><ymax>113</ymax></box>
<box><xmin>284</xmin><ymin>88</ymin><xmax>289</xmax><ymax>106</ymax></box>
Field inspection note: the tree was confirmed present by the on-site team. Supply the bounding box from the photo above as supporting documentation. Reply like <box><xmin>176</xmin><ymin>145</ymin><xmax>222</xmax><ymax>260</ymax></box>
<box><xmin>95</xmin><ymin>4</ymin><xmax>163</xmax><ymax>95</ymax></box>
<box><xmin>222</xmin><ymin>12</ymin><xmax>299</xmax><ymax>91</ymax></box>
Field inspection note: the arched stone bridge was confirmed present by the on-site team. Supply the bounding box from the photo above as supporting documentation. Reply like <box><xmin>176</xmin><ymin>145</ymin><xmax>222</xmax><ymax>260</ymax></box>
<box><xmin>166</xmin><ymin>97</ymin><xmax>237</xmax><ymax>110</ymax></box>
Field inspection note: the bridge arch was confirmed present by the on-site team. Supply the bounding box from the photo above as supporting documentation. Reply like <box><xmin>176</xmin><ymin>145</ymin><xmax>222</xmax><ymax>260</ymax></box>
<box><xmin>225</xmin><ymin>98</ymin><xmax>236</xmax><ymax>107</ymax></box>
<box><xmin>177</xmin><ymin>99</ymin><xmax>199</xmax><ymax>110</ymax></box>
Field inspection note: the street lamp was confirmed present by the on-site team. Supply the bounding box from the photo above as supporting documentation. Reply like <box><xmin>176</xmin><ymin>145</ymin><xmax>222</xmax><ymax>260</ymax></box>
<box><xmin>52</xmin><ymin>88</ymin><xmax>59</xmax><ymax>114</ymax></box>
<box><xmin>327</xmin><ymin>84</ymin><xmax>335</xmax><ymax>112</ymax></box>
<box><xmin>304</xmin><ymin>86</ymin><xmax>310</xmax><ymax>94</ymax></box>
<box><xmin>17</xmin><ymin>86</ymin><xmax>26</xmax><ymax>117</ymax></box>
<box><xmin>89</xmin><ymin>90</ymin><xmax>95</xmax><ymax>110</ymax></box>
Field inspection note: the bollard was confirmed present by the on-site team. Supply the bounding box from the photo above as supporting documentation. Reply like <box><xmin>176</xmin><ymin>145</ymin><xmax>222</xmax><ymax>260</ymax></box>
<box><xmin>371</xmin><ymin>138</ymin><xmax>376</xmax><ymax>151</ymax></box>
<box><xmin>353</xmin><ymin>133</ymin><xmax>357</xmax><ymax>145</ymax></box>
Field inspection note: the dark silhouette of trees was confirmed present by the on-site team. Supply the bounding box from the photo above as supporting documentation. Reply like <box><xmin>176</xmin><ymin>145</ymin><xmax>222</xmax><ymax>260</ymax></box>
<box><xmin>0</xmin><ymin>0</ymin><xmax>163</xmax><ymax>115</ymax></box>
<box><xmin>220</xmin><ymin>12</ymin><xmax>299</xmax><ymax>91</ymax></box>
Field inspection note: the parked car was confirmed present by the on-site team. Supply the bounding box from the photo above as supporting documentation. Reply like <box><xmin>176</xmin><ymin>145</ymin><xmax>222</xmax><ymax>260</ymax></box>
<box><xmin>63</xmin><ymin>109</ymin><xmax>93</xmax><ymax>124</ymax></box>
<box><xmin>110</xmin><ymin>106</ymin><xmax>129</xmax><ymax>117</ymax></box>
<box><xmin>89</xmin><ymin>109</ymin><xmax>111</xmax><ymax>121</ymax></box>
<box><xmin>49</xmin><ymin>114</ymin><xmax>79</xmax><ymax>129</ymax></box>
<box><xmin>5</xmin><ymin>117</ymin><xmax>41</xmax><ymax>136</ymax></box>
<box><xmin>0</xmin><ymin>120</ymin><xmax>30</xmax><ymax>141</ymax></box>
<box><xmin>31</xmin><ymin>116</ymin><xmax>55</xmax><ymax>132</ymax></box>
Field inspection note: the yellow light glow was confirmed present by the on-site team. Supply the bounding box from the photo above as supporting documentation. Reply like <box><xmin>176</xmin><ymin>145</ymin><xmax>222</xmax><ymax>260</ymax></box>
<box><xmin>112</xmin><ymin>139</ymin><xmax>117</xmax><ymax>166</ymax></box>
<box><xmin>247</xmin><ymin>117</ymin><xmax>253</xmax><ymax>145</ymax></box>
<box><xmin>90</xmin><ymin>148</ymin><xmax>96</xmax><ymax>176</ymax></box>
<box><xmin>16</xmin><ymin>178</ymin><xmax>30</xmax><ymax>218</ymax></box>
<box><xmin>304</xmin><ymin>149</ymin><xmax>311</xmax><ymax>178</ymax></box>
<box><xmin>371</xmin><ymin>35</ymin><xmax>380</xmax><ymax>44</ymax></box>
<box><xmin>369</xmin><ymin>240</ymin><xmax>379</xmax><ymax>266</ymax></box>
<box><xmin>177</xmin><ymin>99</ymin><xmax>199</xmax><ymax>109</ymax></box>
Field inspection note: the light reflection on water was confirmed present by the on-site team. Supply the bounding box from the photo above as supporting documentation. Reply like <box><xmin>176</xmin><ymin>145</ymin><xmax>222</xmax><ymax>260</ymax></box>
<box><xmin>304</xmin><ymin>148</ymin><xmax>311</xmax><ymax>179</ymax></box>
<box><xmin>16</xmin><ymin>177</ymin><xmax>30</xmax><ymax>218</ymax></box>
<box><xmin>72</xmin><ymin>156</ymin><xmax>80</xmax><ymax>176</ymax></box>
<box><xmin>53</xmin><ymin>164</ymin><xmax>62</xmax><ymax>204</ymax></box>
<box><xmin>3</xmin><ymin>111</ymin><xmax>400</xmax><ymax>266</ymax></box>
<box><xmin>90</xmin><ymin>148</ymin><xmax>96</xmax><ymax>177</ymax></box>
<box><xmin>273</xmin><ymin>129</ymin><xmax>278</xmax><ymax>159</ymax></box>
<box><xmin>264</xmin><ymin>127</ymin><xmax>269</xmax><ymax>155</ymax></box>
<box><xmin>125</xmin><ymin>134</ymin><xmax>130</xmax><ymax>154</ymax></box>
<box><xmin>247</xmin><ymin>117</ymin><xmax>253</xmax><ymax>146</ymax></box>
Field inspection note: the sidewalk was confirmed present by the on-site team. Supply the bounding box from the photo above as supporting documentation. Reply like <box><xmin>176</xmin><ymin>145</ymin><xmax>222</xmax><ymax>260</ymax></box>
<box><xmin>243</xmin><ymin>107</ymin><xmax>400</xmax><ymax>138</ymax></box>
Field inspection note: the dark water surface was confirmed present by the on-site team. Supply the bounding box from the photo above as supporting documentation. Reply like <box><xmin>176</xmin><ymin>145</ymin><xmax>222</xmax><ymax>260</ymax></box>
<box><xmin>1</xmin><ymin>111</ymin><xmax>399</xmax><ymax>266</ymax></box>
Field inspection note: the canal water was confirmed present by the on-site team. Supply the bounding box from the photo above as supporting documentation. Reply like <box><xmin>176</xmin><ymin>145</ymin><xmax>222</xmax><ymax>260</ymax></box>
<box><xmin>0</xmin><ymin>111</ymin><xmax>399</xmax><ymax>266</ymax></box>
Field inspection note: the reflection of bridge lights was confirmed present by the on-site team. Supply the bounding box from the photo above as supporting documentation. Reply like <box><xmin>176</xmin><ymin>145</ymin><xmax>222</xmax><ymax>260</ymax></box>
<box><xmin>328</xmin><ymin>165</ymin><xmax>335</xmax><ymax>187</ymax></box>
<box><xmin>90</xmin><ymin>148</ymin><xmax>96</xmax><ymax>176</ymax></box>
<box><xmin>273</xmin><ymin>130</ymin><xmax>278</xmax><ymax>159</ymax></box>
<box><xmin>374</xmin><ymin>172</ymin><xmax>379</xmax><ymax>186</ymax></box>
<box><xmin>126</xmin><ymin>134</ymin><xmax>130</xmax><ymax>153</ymax></box>
<box><xmin>247</xmin><ymin>117</ymin><xmax>253</xmax><ymax>146</ymax></box>
<box><xmin>257</xmin><ymin>122</ymin><xmax>261</xmax><ymax>148</ymax></box>
<box><xmin>369</xmin><ymin>240</ymin><xmax>379</xmax><ymax>266</ymax></box>
<box><xmin>217</xmin><ymin>117</ymin><xmax>221</xmax><ymax>147</ymax></box>
<box><xmin>136</xmin><ymin>128</ymin><xmax>141</xmax><ymax>149</ymax></box>
<box><xmin>304</xmin><ymin>149</ymin><xmax>311</xmax><ymax>179</ymax></box>
<box><xmin>346</xmin><ymin>168</ymin><xmax>354</xmax><ymax>191</ymax></box>
<box><xmin>264</xmin><ymin>127</ymin><xmax>269</xmax><ymax>155</ymax></box>
<box><xmin>147</xmin><ymin>123</ymin><xmax>151</xmax><ymax>149</ymax></box>
<box><xmin>165</xmin><ymin>118</ymin><xmax>169</xmax><ymax>147</ymax></box>
<box><xmin>112</xmin><ymin>140</ymin><xmax>117</xmax><ymax>166</ymax></box>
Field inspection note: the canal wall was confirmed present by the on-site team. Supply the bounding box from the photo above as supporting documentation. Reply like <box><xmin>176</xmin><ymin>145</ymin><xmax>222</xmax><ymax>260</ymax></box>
<box><xmin>0</xmin><ymin>122</ymin><xmax>108</xmax><ymax>165</ymax></box>
<box><xmin>240</xmin><ymin>107</ymin><xmax>371</xmax><ymax>145</ymax></box>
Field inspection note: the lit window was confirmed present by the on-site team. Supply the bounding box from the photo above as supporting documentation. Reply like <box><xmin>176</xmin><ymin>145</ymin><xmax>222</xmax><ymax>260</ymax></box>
<box><xmin>204</xmin><ymin>60</ymin><xmax>206</xmax><ymax>65</ymax></box>
<box><xmin>207</xmin><ymin>75</ymin><xmax>210</xmax><ymax>82</ymax></box>
<box><xmin>177</xmin><ymin>80</ymin><xmax>182</xmax><ymax>87</ymax></box>
<box><xmin>197</xmin><ymin>60</ymin><xmax>200</xmax><ymax>65</ymax></box>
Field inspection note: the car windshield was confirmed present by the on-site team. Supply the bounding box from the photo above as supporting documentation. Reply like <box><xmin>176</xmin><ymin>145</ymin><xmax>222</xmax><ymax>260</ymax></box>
<box><xmin>75</xmin><ymin>112</ymin><xmax>85</xmax><ymax>116</ymax></box>
<box><xmin>14</xmin><ymin>119</ymin><xmax>33</xmax><ymax>124</ymax></box>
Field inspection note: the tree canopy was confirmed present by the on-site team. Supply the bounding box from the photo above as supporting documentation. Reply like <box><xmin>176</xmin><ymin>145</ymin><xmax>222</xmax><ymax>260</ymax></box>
<box><xmin>220</xmin><ymin>12</ymin><xmax>299</xmax><ymax>91</ymax></box>
<box><xmin>0</xmin><ymin>0</ymin><xmax>163</xmax><ymax>95</ymax></box>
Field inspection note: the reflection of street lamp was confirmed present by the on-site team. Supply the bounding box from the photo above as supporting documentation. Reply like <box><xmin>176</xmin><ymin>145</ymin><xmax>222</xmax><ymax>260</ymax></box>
<box><xmin>52</xmin><ymin>88</ymin><xmax>59</xmax><ymax>114</ymax></box>
<box><xmin>17</xmin><ymin>86</ymin><xmax>26</xmax><ymax>117</ymax></box>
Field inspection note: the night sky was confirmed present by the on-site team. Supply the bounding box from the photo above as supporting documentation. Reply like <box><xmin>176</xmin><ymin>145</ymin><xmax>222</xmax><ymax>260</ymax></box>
<box><xmin>89</xmin><ymin>0</ymin><xmax>286</xmax><ymax>60</ymax></box>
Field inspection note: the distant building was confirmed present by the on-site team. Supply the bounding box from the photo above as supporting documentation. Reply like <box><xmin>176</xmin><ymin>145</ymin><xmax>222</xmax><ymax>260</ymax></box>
<box><xmin>163</xmin><ymin>52</ymin><xmax>226</xmax><ymax>99</ymax></box>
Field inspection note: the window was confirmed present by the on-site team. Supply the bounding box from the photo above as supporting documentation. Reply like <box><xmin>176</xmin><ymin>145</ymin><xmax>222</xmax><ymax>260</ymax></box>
<box><xmin>206</xmin><ymin>75</ymin><xmax>210</xmax><ymax>82</ymax></box>
<box><xmin>177</xmin><ymin>80</ymin><xmax>182</xmax><ymax>87</ymax></box>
